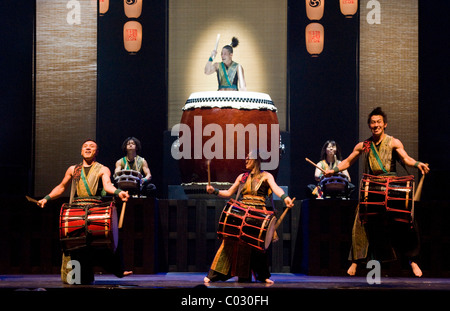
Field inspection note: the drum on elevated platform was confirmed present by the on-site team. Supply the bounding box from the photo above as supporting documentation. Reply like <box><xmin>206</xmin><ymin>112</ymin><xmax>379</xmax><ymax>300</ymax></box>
<box><xmin>176</xmin><ymin>91</ymin><xmax>281</xmax><ymax>197</ymax></box>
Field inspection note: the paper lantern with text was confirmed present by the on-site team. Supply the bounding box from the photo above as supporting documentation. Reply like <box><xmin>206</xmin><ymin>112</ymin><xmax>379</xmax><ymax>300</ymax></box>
<box><xmin>123</xmin><ymin>21</ymin><xmax>142</xmax><ymax>53</ymax></box>
<box><xmin>339</xmin><ymin>0</ymin><xmax>358</xmax><ymax>18</ymax></box>
<box><xmin>305</xmin><ymin>0</ymin><xmax>324</xmax><ymax>20</ymax></box>
<box><xmin>124</xmin><ymin>0</ymin><xmax>143</xmax><ymax>18</ymax></box>
<box><xmin>305</xmin><ymin>23</ymin><xmax>324</xmax><ymax>56</ymax></box>
<box><xmin>99</xmin><ymin>0</ymin><xmax>109</xmax><ymax>15</ymax></box>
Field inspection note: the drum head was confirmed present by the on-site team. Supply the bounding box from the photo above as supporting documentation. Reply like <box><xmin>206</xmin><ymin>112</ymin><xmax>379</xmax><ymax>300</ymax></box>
<box><xmin>264</xmin><ymin>217</ymin><xmax>277</xmax><ymax>249</ymax></box>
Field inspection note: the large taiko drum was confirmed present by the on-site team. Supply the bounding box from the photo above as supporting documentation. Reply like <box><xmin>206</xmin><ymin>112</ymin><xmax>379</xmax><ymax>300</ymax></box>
<box><xmin>176</xmin><ymin>91</ymin><xmax>280</xmax><ymax>197</ymax></box>
<box><xmin>359</xmin><ymin>174</ymin><xmax>414</xmax><ymax>224</ymax></box>
<box><xmin>217</xmin><ymin>199</ymin><xmax>276</xmax><ymax>252</ymax></box>
<box><xmin>59</xmin><ymin>199</ymin><xmax>118</xmax><ymax>252</ymax></box>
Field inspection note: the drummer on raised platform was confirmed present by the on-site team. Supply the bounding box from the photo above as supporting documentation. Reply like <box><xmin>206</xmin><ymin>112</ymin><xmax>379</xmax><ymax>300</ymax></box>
<box><xmin>324</xmin><ymin>107</ymin><xmax>430</xmax><ymax>277</ymax></box>
<box><xmin>204</xmin><ymin>150</ymin><xmax>294</xmax><ymax>284</ymax></box>
<box><xmin>37</xmin><ymin>139</ymin><xmax>130</xmax><ymax>284</ymax></box>
<box><xmin>204</xmin><ymin>37</ymin><xmax>247</xmax><ymax>91</ymax></box>
<box><xmin>115</xmin><ymin>137</ymin><xmax>156</xmax><ymax>197</ymax></box>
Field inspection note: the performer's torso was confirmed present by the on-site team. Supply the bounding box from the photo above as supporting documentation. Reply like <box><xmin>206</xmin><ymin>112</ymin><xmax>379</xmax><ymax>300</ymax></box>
<box><xmin>217</xmin><ymin>61</ymin><xmax>239</xmax><ymax>90</ymax></box>
<box><xmin>365</xmin><ymin>135</ymin><xmax>397</xmax><ymax>175</ymax></box>
<box><xmin>75</xmin><ymin>162</ymin><xmax>104</xmax><ymax>197</ymax></box>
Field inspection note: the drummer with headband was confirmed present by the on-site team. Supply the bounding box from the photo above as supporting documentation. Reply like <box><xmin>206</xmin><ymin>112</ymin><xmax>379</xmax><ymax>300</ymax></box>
<box><xmin>115</xmin><ymin>137</ymin><xmax>156</xmax><ymax>197</ymax></box>
<box><xmin>37</xmin><ymin>139</ymin><xmax>130</xmax><ymax>284</ymax></box>
<box><xmin>204</xmin><ymin>36</ymin><xmax>247</xmax><ymax>91</ymax></box>
<box><xmin>204</xmin><ymin>150</ymin><xmax>294</xmax><ymax>284</ymax></box>
<box><xmin>324</xmin><ymin>107</ymin><xmax>430</xmax><ymax>277</ymax></box>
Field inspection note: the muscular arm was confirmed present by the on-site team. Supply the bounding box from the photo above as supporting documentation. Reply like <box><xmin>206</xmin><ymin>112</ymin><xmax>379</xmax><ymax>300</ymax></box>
<box><xmin>325</xmin><ymin>142</ymin><xmax>363</xmax><ymax>176</ymax></box>
<box><xmin>393</xmin><ymin>138</ymin><xmax>430</xmax><ymax>175</ymax></box>
<box><xmin>37</xmin><ymin>166</ymin><xmax>74</xmax><ymax>207</ymax></box>
<box><xmin>101</xmin><ymin>166</ymin><xmax>129</xmax><ymax>201</ymax></box>
<box><xmin>264</xmin><ymin>172</ymin><xmax>294</xmax><ymax>208</ymax></box>
<box><xmin>141</xmin><ymin>159</ymin><xmax>152</xmax><ymax>181</ymax></box>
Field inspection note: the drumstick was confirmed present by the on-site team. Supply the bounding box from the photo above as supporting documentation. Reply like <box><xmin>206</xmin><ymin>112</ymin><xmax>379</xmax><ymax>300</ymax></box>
<box><xmin>305</xmin><ymin>158</ymin><xmax>326</xmax><ymax>174</ymax></box>
<box><xmin>25</xmin><ymin>195</ymin><xmax>39</xmax><ymax>204</ymax></box>
<box><xmin>414</xmin><ymin>163</ymin><xmax>428</xmax><ymax>201</ymax></box>
<box><xmin>207</xmin><ymin>160</ymin><xmax>211</xmax><ymax>187</ymax></box>
<box><xmin>118</xmin><ymin>192</ymin><xmax>128</xmax><ymax>229</ymax></box>
<box><xmin>275</xmin><ymin>197</ymin><xmax>296</xmax><ymax>230</ymax></box>
<box><xmin>214</xmin><ymin>33</ymin><xmax>221</xmax><ymax>52</ymax></box>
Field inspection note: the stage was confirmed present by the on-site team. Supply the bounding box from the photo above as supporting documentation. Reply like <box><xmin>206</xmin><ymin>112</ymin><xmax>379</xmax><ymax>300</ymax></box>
<box><xmin>1</xmin><ymin>273</ymin><xmax>449</xmax><ymax>307</ymax></box>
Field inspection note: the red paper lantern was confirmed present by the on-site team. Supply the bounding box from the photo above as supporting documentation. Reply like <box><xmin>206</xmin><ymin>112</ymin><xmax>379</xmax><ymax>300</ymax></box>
<box><xmin>124</xmin><ymin>0</ymin><xmax>143</xmax><ymax>18</ymax></box>
<box><xmin>340</xmin><ymin>0</ymin><xmax>358</xmax><ymax>18</ymax></box>
<box><xmin>305</xmin><ymin>0</ymin><xmax>325</xmax><ymax>21</ymax></box>
<box><xmin>123</xmin><ymin>21</ymin><xmax>142</xmax><ymax>53</ymax></box>
<box><xmin>305</xmin><ymin>23</ymin><xmax>324</xmax><ymax>56</ymax></box>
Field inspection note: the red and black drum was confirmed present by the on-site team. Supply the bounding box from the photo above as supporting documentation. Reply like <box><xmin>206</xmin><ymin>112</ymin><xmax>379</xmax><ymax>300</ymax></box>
<box><xmin>176</xmin><ymin>91</ymin><xmax>281</xmax><ymax>197</ymax></box>
<box><xmin>359</xmin><ymin>174</ymin><xmax>415</xmax><ymax>224</ymax></box>
<box><xmin>217</xmin><ymin>199</ymin><xmax>276</xmax><ymax>252</ymax></box>
<box><xmin>59</xmin><ymin>199</ymin><xmax>118</xmax><ymax>252</ymax></box>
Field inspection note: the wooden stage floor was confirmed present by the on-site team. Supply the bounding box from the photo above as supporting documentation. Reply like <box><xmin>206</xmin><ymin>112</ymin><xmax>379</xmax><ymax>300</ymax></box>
<box><xmin>1</xmin><ymin>273</ymin><xmax>449</xmax><ymax>308</ymax></box>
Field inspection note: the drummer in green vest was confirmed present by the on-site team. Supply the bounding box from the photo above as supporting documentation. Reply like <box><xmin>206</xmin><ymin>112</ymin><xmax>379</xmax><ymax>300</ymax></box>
<box><xmin>324</xmin><ymin>107</ymin><xmax>430</xmax><ymax>277</ymax></box>
<box><xmin>204</xmin><ymin>37</ymin><xmax>247</xmax><ymax>91</ymax></box>
<box><xmin>115</xmin><ymin>137</ymin><xmax>156</xmax><ymax>196</ymax></box>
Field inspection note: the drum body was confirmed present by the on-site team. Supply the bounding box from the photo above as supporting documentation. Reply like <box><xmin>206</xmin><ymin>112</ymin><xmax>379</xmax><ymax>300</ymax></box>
<box><xmin>320</xmin><ymin>173</ymin><xmax>349</xmax><ymax>198</ymax></box>
<box><xmin>59</xmin><ymin>200</ymin><xmax>118</xmax><ymax>252</ymax></box>
<box><xmin>217</xmin><ymin>199</ymin><xmax>276</xmax><ymax>252</ymax></box>
<box><xmin>114</xmin><ymin>169</ymin><xmax>142</xmax><ymax>191</ymax></box>
<box><xmin>359</xmin><ymin>174</ymin><xmax>414</xmax><ymax>224</ymax></box>
<box><xmin>177</xmin><ymin>91</ymin><xmax>280</xmax><ymax>195</ymax></box>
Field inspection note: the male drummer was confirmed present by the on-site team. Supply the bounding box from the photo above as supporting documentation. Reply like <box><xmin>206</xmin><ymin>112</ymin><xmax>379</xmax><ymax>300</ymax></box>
<box><xmin>204</xmin><ymin>150</ymin><xmax>294</xmax><ymax>284</ymax></box>
<box><xmin>37</xmin><ymin>139</ymin><xmax>130</xmax><ymax>284</ymax></box>
<box><xmin>114</xmin><ymin>137</ymin><xmax>156</xmax><ymax>197</ymax></box>
<box><xmin>204</xmin><ymin>37</ymin><xmax>247</xmax><ymax>91</ymax></box>
<box><xmin>325</xmin><ymin>107</ymin><xmax>430</xmax><ymax>277</ymax></box>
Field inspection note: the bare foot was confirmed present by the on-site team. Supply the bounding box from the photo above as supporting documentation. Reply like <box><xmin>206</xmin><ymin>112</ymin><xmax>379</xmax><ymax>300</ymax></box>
<box><xmin>203</xmin><ymin>276</ymin><xmax>211</xmax><ymax>283</ymax></box>
<box><xmin>123</xmin><ymin>271</ymin><xmax>133</xmax><ymax>277</ymax></box>
<box><xmin>347</xmin><ymin>262</ymin><xmax>357</xmax><ymax>276</ymax></box>
<box><xmin>264</xmin><ymin>278</ymin><xmax>274</xmax><ymax>284</ymax></box>
<box><xmin>410</xmin><ymin>261</ymin><xmax>423</xmax><ymax>277</ymax></box>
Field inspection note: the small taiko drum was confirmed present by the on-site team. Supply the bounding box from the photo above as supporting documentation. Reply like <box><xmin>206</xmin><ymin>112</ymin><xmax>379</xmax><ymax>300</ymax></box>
<box><xmin>359</xmin><ymin>174</ymin><xmax>414</xmax><ymax>224</ymax></box>
<box><xmin>114</xmin><ymin>169</ymin><xmax>142</xmax><ymax>191</ymax></box>
<box><xmin>217</xmin><ymin>199</ymin><xmax>276</xmax><ymax>252</ymax></box>
<box><xmin>320</xmin><ymin>173</ymin><xmax>349</xmax><ymax>198</ymax></box>
<box><xmin>177</xmin><ymin>91</ymin><xmax>280</xmax><ymax>196</ymax></box>
<box><xmin>59</xmin><ymin>199</ymin><xmax>118</xmax><ymax>252</ymax></box>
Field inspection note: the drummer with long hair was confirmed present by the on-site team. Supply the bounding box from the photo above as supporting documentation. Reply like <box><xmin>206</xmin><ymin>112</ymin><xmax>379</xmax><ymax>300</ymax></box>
<box><xmin>204</xmin><ymin>150</ymin><xmax>294</xmax><ymax>284</ymax></box>
<box><xmin>204</xmin><ymin>37</ymin><xmax>247</xmax><ymax>91</ymax></box>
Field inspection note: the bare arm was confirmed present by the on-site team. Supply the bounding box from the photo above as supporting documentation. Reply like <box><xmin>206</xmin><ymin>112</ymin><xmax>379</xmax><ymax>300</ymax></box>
<box><xmin>141</xmin><ymin>159</ymin><xmax>152</xmax><ymax>181</ymax></box>
<box><xmin>101</xmin><ymin>166</ymin><xmax>129</xmax><ymax>201</ymax></box>
<box><xmin>393</xmin><ymin>138</ymin><xmax>430</xmax><ymax>175</ymax></box>
<box><xmin>325</xmin><ymin>142</ymin><xmax>363</xmax><ymax>176</ymax></box>
<box><xmin>204</xmin><ymin>50</ymin><xmax>219</xmax><ymax>75</ymax></box>
<box><xmin>238</xmin><ymin>65</ymin><xmax>247</xmax><ymax>91</ymax></box>
<box><xmin>206</xmin><ymin>174</ymin><xmax>242</xmax><ymax>198</ymax></box>
<box><xmin>264</xmin><ymin>172</ymin><xmax>294</xmax><ymax>208</ymax></box>
<box><xmin>37</xmin><ymin>166</ymin><xmax>75</xmax><ymax>208</ymax></box>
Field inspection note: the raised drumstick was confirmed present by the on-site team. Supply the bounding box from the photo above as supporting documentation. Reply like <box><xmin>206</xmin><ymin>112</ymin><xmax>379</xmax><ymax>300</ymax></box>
<box><xmin>207</xmin><ymin>160</ymin><xmax>211</xmax><ymax>186</ymax></box>
<box><xmin>305</xmin><ymin>157</ymin><xmax>326</xmax><ymax>174</ymax></box>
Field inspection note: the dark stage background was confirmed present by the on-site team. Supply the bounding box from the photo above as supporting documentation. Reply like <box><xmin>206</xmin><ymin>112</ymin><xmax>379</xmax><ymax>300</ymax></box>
<box><xmin>0</xmin><ymin>1</ymin><xmax>449</xmax><ymax>275</ymax></box>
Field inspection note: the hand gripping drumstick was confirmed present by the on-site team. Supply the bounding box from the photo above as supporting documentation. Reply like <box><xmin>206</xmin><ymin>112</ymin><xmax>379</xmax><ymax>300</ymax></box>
<box><xmin>305</xmin><ymin>158</ymin><xmax>326</xmax><ymax>174</ymax></box>
<box><xmin>275</xmin><ymin>197</ymin><xmax>296</xmax><ymax>230</ymax></box>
